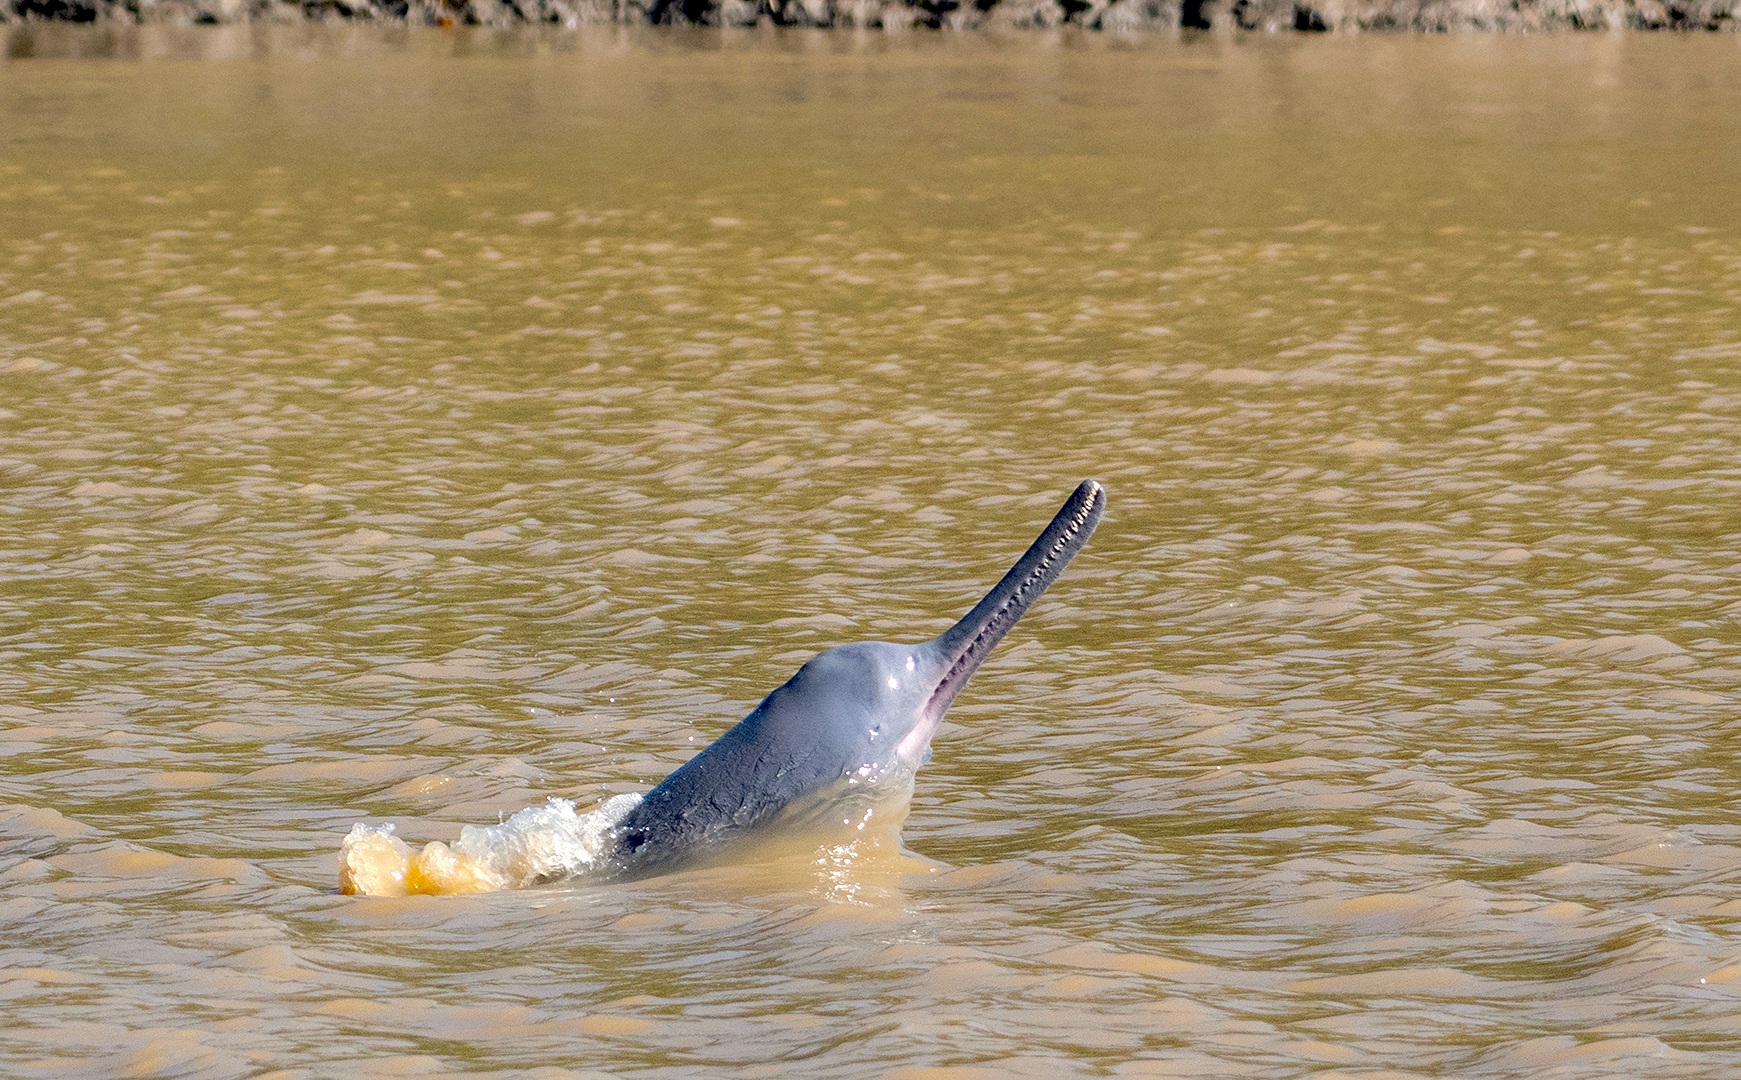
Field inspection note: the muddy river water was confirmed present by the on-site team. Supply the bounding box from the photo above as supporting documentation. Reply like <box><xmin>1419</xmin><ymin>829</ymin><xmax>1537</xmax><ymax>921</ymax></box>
<box><xmin>2</xmin><ymin>25</ymin><xmax>1739</xmax><ymax>1078</ymax></box>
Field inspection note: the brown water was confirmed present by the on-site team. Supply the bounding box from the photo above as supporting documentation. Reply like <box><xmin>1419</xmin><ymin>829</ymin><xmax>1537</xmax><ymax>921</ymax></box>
<box><xmin>2</xmin><ymin>24</ymin><xmax>1740</xmax><ymax>1078</ymax></box>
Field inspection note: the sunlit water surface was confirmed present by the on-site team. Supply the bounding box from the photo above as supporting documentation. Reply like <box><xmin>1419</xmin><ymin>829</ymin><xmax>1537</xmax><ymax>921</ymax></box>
<box><xmin>2</xmin><ymin>25</ymin><xmax>1739</xmax><ymax>1079</ymax></box>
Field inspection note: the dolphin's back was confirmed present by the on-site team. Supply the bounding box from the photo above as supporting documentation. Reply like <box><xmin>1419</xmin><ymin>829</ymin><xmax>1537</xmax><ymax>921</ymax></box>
<box><xmin>607</xmin><ymin>709</ymin><xmax>785</xmax><ymax>871</ymax></box>
<box><xmin>604</xmin><ymin>646</ymin><xmax>895</xmax><ymax>879</ymax></box>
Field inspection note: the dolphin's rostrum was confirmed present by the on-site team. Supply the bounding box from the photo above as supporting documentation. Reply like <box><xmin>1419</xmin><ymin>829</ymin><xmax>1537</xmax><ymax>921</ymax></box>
<box><xmin>602</xmin><ymin>480</ymin><xmax>1106</xmax><ymax>881</ymax></box>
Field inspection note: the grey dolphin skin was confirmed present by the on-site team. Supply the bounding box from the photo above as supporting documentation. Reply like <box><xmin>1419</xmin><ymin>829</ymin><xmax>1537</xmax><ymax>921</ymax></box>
<box><xmin>602</xmin><ymin>479</ymin><xmax>1106</xmax><ymax>882</ymax></box>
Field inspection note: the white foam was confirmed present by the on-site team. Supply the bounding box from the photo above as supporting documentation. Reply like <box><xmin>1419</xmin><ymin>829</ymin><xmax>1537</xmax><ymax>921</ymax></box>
<box><xmin>449</xmin><ymin>792</ymin><xmax>643</xmax><ymax>889</ymax></box>
<box><xmin>339</xmin><ymin>793</ymin><xmax>646</xmax><ymax>895</ymax></box>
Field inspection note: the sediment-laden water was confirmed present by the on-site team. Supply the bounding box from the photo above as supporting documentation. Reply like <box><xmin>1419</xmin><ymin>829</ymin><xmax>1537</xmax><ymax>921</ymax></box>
<box><xmin>1</xmin><ymin>26</ymin><xmax>1738</xmax><ymax>1078</ymax></box>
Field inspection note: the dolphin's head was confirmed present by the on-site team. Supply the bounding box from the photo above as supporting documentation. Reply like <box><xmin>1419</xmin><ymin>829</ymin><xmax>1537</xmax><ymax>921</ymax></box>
<box><xmin>762</xmin><ymin>640</ymin><xmax>955</xmax><ymax>783</ymax></box>
<box><xmin>764</xmin><ymin>479</ymin><xmax>1108</xmax><ymax>786</ymax></box>
<box><xmin>606</xmin><ymin>480</ymin><xmax>1105</xmax><ymax>880</ymax></box>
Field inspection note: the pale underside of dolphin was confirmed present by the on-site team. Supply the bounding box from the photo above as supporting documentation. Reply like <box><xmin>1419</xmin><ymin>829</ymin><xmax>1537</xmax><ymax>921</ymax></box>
<box><xmin>597</xmin><ymin>479</ymin><xmax>1107</xmax><ymax>883</ymax></box>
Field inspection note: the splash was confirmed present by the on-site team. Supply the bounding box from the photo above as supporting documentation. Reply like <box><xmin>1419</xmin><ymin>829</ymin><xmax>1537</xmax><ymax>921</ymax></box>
<box><xmin>337</xmin><ymin>772</ymin><xmax>923</xmax><ymax>896</ymax></box>
<box><xmin>338</xmin><ymin>793</ymin><xmax>642</xmax><ymax>896</ymax></box>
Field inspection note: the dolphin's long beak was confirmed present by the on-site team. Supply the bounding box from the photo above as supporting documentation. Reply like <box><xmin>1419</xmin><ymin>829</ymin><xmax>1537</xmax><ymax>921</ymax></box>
<box><xmin>919</xmin><ymin>479</ymin><xmax>1106</xmax><ymax>723</ymax></box>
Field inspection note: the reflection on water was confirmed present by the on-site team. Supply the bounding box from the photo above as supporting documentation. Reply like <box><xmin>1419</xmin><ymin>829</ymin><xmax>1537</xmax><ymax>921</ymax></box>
<box><xmin>2</xmin><ymin>25</ymin><xmax>1740</xmax><ymax>1079</ymax></box>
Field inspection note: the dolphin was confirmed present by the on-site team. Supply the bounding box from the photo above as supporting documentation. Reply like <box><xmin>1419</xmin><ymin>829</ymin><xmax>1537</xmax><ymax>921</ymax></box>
<box><xmin>601</xmin><ymin>479</ymin><xmax>1106</xmax><ymax>882</ymax></box>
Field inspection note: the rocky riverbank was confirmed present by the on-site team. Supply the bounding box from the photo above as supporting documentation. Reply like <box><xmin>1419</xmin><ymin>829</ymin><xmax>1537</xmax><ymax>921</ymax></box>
<box><xmin>2</xmin><ymin>0</ymin><xmax>1736</xmax><ymax>33</ymax></box>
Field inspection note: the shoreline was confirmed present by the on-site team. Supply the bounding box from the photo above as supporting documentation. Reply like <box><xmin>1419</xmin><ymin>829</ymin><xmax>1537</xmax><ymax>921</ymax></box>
<box><xmin>3</xmin><ymin>0</ymin><xmax>1736</xmax><ymax>32</ymax></box>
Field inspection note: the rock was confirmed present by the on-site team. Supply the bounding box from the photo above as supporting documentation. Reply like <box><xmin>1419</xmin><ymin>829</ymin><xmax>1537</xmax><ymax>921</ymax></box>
<box><xmin>2</xmin><ymin>0</ymin><xmax>1736</xmax><ymax>29</ymax></box>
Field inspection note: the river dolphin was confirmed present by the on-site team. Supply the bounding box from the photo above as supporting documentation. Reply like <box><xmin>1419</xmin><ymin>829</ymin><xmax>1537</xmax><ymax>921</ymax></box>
<box><xmin>602</xmin><ymin>479</ymin><xmax>1106</xmax><ymax>882</ymax></box>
